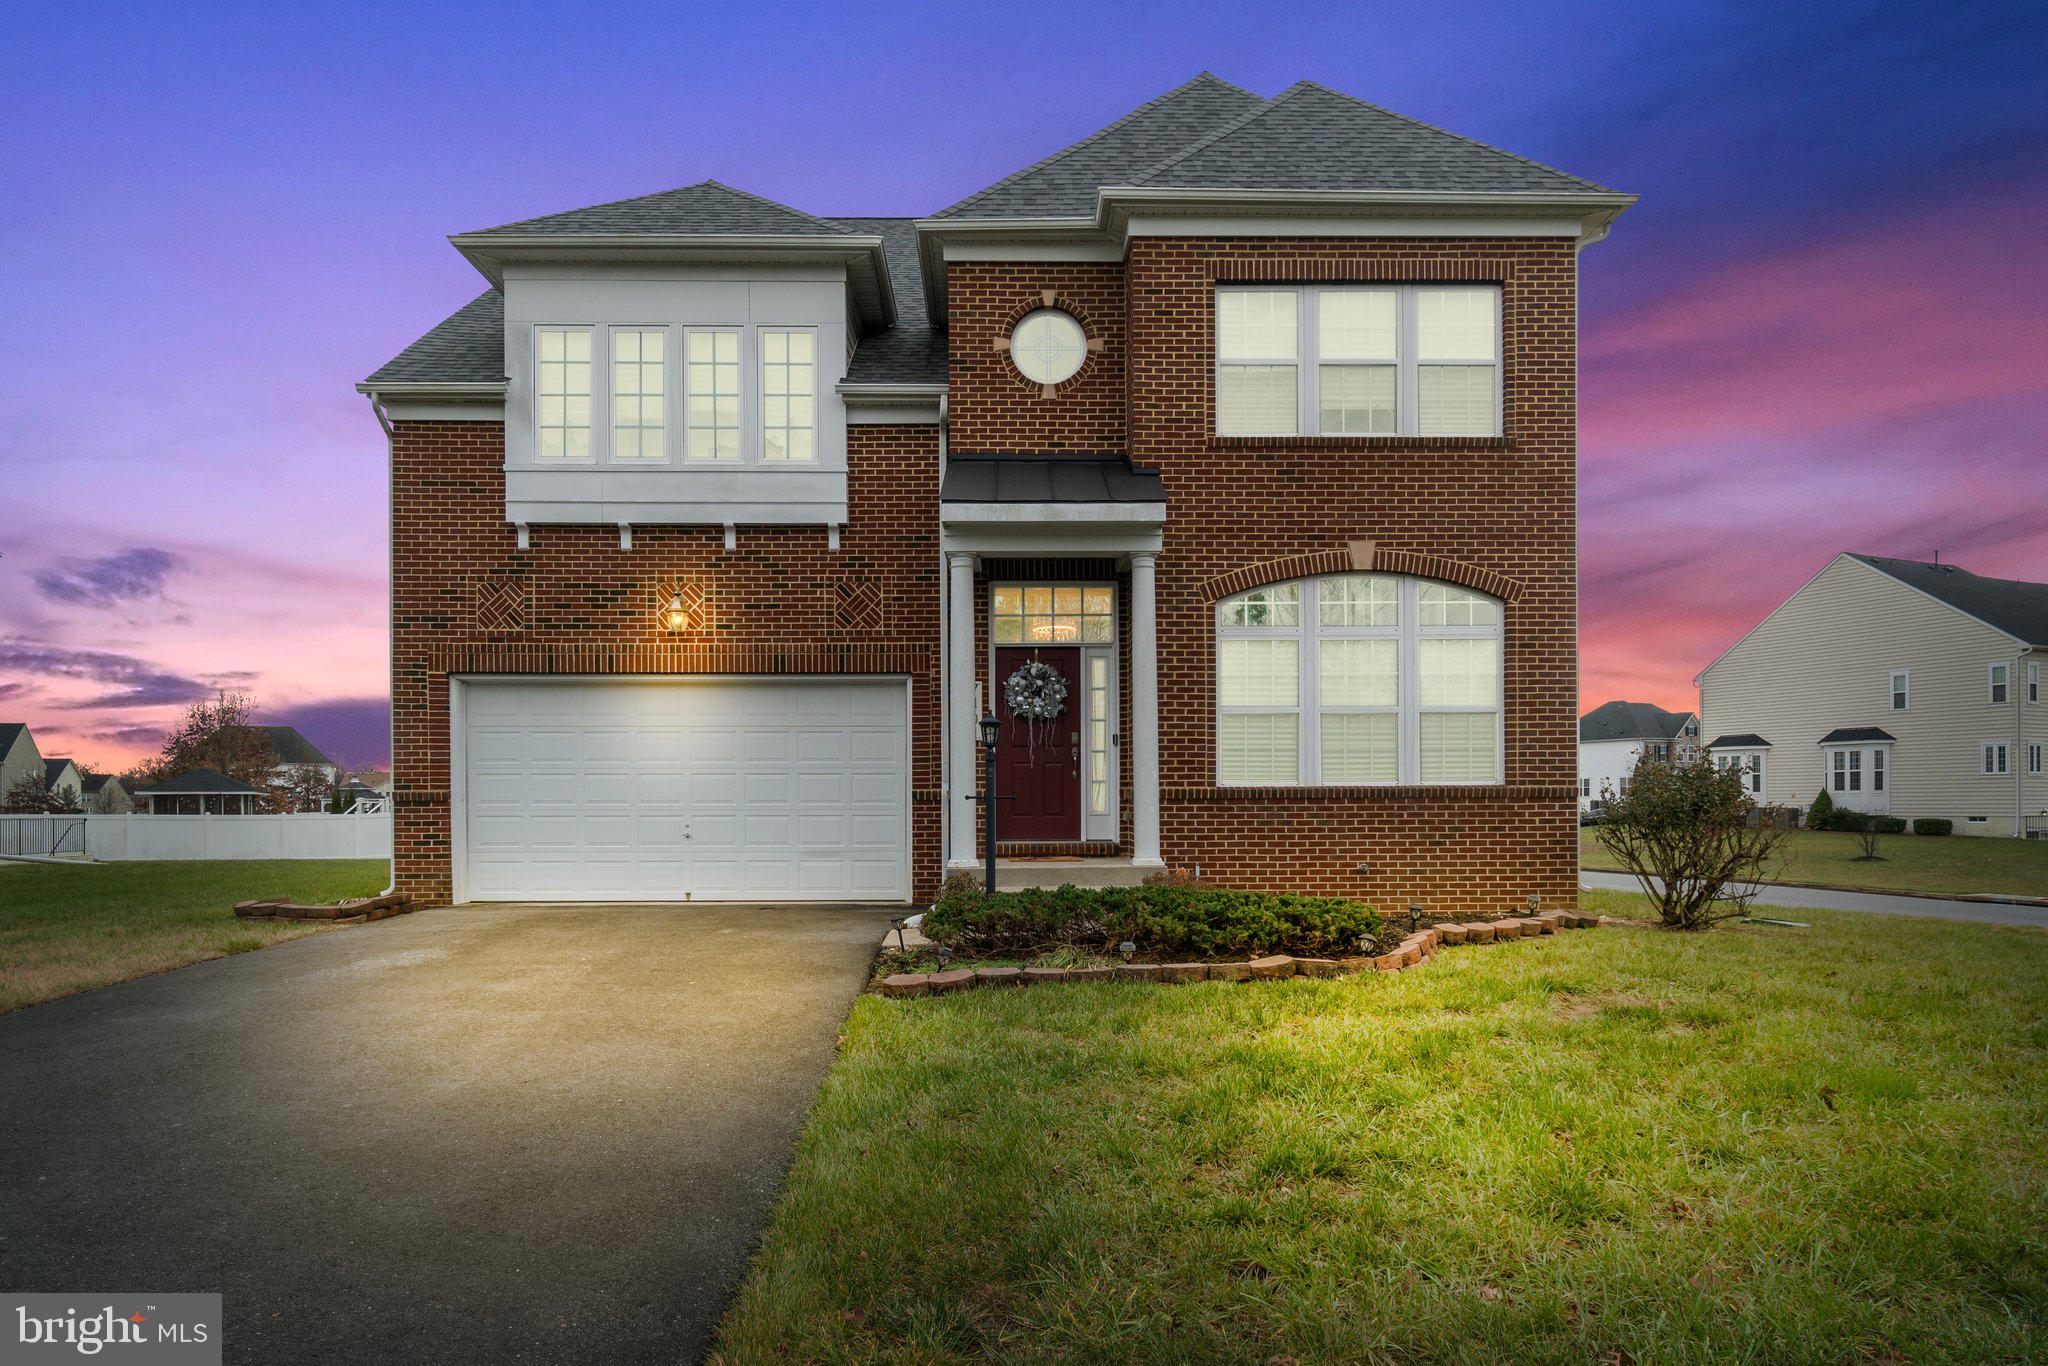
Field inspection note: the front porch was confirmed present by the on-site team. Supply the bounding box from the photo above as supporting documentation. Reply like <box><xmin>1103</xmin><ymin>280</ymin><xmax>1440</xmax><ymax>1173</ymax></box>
<box><xmin>940</xmin><ymin>456</ymin><xmax>1166</xmax><ymax>874</ymax></box>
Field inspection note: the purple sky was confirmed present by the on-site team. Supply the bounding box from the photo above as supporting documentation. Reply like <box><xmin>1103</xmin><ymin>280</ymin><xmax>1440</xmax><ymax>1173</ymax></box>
<box><xmin>2</xmin><ymin>2</ymin><xmax>2042</xmax><ymax>772</ymax></box>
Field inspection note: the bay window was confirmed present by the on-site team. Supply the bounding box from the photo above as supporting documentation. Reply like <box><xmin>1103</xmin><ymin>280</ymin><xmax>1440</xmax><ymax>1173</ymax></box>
<box><xmin>1216</xmin><ymin>285</ymin><xmax>1501</xmax><ymax>437</ymax></box>
<box><xmin>760</xmin><ymin>328</ymin><xmax>816</xmax><ymax>461</ymax></box>
<box><xmin>1216</xmin><ymin>575</ymin><xmax>1503</xmax><ymax>786</ymax></box>
<box><xmin>685</xmin><ymin>328</ymin><xmax>741</xmax><ymax>461</ymax></box>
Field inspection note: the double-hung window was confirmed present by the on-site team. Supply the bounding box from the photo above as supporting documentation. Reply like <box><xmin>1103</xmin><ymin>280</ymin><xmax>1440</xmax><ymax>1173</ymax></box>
<box><xmin>760</xmin><ymin>328</ymin><xmax>816</xmax><ymax>461</ymax></box>
<box><xmin>1983</xmin><ymin>742</ymin><xmax>2010</xmax><ymax>776</ymax></box>
<box><xmin>1890</xmin><ymin>670</ymin><xmax>1909</xmax><ymax>711</ymax></box>
<box><xmin>2030</xmin><ymin>741</ymin><xmax>2043</xmax><ymax>776</ymax></box>
<box><xmin>535</xmin><ymin>326</ymin><xmax>593</xmax><ymax>460</ymax></box>
<box><xmin>1216</xmin><ymin>574</ymin><xmax>1501</xmax><ymax>786</ymax></box>
<box><xmin>1990</xmin><ymin>663</ymin><xmax>2010</xmax><ymax>704</ymax></box>
<box><xmin>1216</xmin><ymin>285</ymin><xmax>1500</xmax><ymax>437</ymax></box>
<box><xmin>684</xmin><ymin>329</ymin><xmax>741</xmax><ymax>461</ymax></box>
<box><xmin>2030</xmin><ymin>662</ymin><xmax>2041</xmax><ymax>703</ymax></box>
<box><xmin>609</xmin><ymin>327</ymin><xmax>667</xmax><ymax>460</ymax></box>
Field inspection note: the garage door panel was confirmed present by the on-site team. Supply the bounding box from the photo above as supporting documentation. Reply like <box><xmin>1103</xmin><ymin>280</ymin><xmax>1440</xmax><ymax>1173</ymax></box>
<box><xmin>461</xmin><ymin>679</ymin><xmax>907</xmax><ymax>902</ymax></box>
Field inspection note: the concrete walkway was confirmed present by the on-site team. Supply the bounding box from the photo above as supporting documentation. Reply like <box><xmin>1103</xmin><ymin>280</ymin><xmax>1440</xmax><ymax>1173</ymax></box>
<box><xmin>0</xmin><ymin>901</ymin><xmax>894</xmax><ymax>1365</ymax></box>
<box><xmin>1580</xmin><ymin>869</ymin><xmax>2048</xmax><ymax>929</ymax></box>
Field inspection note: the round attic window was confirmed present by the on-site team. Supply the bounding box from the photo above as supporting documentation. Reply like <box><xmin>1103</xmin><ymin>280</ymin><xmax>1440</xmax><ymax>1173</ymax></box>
<box><xmin>1009</xmin><ymin>309</ymin><xmax>1087</xmax><ymax>385</ymax></box>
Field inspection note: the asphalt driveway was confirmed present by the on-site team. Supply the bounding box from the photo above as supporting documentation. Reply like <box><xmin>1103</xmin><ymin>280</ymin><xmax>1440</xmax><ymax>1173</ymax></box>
<box><xmin>0</xmin><ymin>900</ymin><xmax>894</xmax><ymax>1364</ymax></box>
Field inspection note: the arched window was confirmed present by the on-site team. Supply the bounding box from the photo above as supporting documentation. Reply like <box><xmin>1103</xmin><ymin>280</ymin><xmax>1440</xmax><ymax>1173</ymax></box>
<box><xmin>1216</xmin><ymin>574</ymin><xmax>1503</xmax><ymax>786</ymax></box>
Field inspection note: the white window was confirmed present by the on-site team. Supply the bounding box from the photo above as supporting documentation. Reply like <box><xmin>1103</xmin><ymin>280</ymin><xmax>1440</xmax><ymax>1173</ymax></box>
<box><xmin>1579</xmin><ymin>778</ymin><xmax>1591</xmax><ymax>797</ymax></box>
<box><xmin>609</xmin><ymin>327</ymin><xmax>666</xmax><ymax>461</ymax></box>
<box><xmin>1716</xmin><ymin>751</ymin><xmax>1765</xmax><ymax>795</ymax></box>
<box><xmin>535</xmin><ymin>327</ymin><xmax>592</xmax><ymax>460</ymax></box>
<box><xmin>990</xmin><ymin>585</ymin><xmax>1115</xmax><ymax>644</ymax></box>
<box><xmin>1872</xmin><ymin>747</ymin><xmax>1886</xmax><ymax>793</ymax></box>
<box><xmin>1890</xmin><ymin>670</ymin><xmax>1909</xmax><ymax>711</ymax></box>
<box><xmin>1831</xmin><ymin>749</ymin><xmax>1862</xmax><ymax>792</ymax></box>
<box><xmin>760</xmin><ymin>329</ymin><xmax>816</xmax><ymax>461</ymax></box>
<box><xmin>1215</xmin><ymin>575</ymin><xmax>1502</xmax><ymax>786</ymax></box>
<box><xmin>2030</xmin><ymin>662</ymin><xmax>2041</xmax><ymax>704</ymax></box>
<box><xmin>1990</xmin><ymin>663</ymin><xmax>2010</xmax><ymax>704</ymax></box>
<box><xmin>684</xmin><ymin>329</ymin><xmax>741</xmax><ymax>461</ymax></box>
<box><xmin>1215</xmin><ymin>286</ymin><xmax>1500</xmax><ymax>438</ymax></box>
<box><xmin>1983</xmin><ymin>742</ymin><xmax>2009</xmax><ymax>776</ymax></box>
<box><xmin>2030</xmin><ymin>741</ymin><xmax>2043</xmax><ymax>775</ymax></box>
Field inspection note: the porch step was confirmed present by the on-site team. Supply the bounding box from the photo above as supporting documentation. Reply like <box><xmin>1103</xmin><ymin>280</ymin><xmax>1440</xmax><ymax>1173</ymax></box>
<box><xmin>993</xmin><ymin>857</ymin><xmax>1152</xmax><ymax>892</ymax></box>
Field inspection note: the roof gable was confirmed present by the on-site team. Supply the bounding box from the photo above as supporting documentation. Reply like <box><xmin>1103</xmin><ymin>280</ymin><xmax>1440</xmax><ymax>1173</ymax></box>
<box><xmin>929</xmin><ymin>73</ymin><xmax>1265</xmax><ymax>220</ymax></box>
<box><xmin>1848</xmin><ymin>554</ymin><xmax>2048</xmax><ymax>647</ymax></box>
<box><xmin>465</xmin><ymin>179</ymin><xmax>850</xmax><ymax>237</ymax></box>
<box><xmin>1130</xmin><ymin>80</ymin><xmax>1616</xmax><ymax>197</ymax></box>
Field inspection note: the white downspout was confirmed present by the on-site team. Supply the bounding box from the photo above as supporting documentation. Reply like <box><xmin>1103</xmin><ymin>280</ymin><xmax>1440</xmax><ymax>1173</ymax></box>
<box><xmin>366</xmin><ymin>392</ymin><xmax>398</xmax><ymax>898</ymax></box>
<box><xmin>2018</xmin><ymin>647</ymin><xmax>2028</xmax><ymax>839</ymax></box>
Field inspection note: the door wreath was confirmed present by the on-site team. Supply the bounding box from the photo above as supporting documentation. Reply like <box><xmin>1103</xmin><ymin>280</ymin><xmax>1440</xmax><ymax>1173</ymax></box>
<box><xmin>1003</xmin><ymin>659</ymin><xmax>1068</xmax><ymax>760</ymax></box>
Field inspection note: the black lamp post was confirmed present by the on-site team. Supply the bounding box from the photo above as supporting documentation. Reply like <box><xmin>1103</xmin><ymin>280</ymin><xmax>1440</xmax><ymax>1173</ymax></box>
<box><xmin>978</xmin><ymin>712</ymin><xmax>1001</xmax><ymax>893</ymax></box>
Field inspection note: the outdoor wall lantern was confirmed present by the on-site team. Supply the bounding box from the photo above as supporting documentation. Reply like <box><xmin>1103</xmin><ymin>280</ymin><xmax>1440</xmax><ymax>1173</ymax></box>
<box><xmin>977</xmin><ymin>712</ymin><xmax>1002</xmax><ymax>893</ymax></box>
<box><xmin>662</xmin><ymin>594</ymin><xmax>691</xmax><ymax>632</ymax></box>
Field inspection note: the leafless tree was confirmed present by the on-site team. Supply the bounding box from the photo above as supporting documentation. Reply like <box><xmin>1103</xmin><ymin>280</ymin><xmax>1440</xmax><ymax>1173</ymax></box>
<box><xmin>1596</xmin><ymin>752</ymin><xmax>1786</xmax><ymax>930</ymax></box>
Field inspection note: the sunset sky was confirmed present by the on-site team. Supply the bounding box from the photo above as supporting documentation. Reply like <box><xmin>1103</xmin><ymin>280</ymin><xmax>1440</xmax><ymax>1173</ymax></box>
<box><xmin>2</xmin><ymin>2</ymin><xmax>2042</xmax><ymax>774</ymax></box>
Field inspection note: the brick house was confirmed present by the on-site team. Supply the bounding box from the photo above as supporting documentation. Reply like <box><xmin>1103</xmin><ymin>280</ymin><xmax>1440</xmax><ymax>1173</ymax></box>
<box><xmin>359</xmin><ymin>74</ymin><xmax>1632</xmax><ymax>909</ymax></box>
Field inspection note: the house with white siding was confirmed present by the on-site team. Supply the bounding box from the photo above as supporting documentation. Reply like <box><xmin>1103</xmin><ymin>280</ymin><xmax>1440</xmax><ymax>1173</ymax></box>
<box><xmin>1696</xmin><ymin>553</ymin><xmax>2046</xmax><ymax>836</ymax></box>
<box><xmin>1578</xmin><ymin>701</ymin><xmax>1699</xmax><ymax>810</ymax></box>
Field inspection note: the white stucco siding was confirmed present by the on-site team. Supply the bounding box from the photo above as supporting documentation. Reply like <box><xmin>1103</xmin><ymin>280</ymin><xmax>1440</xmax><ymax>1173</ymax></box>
<box><xmin>1699</xmin><ymin>556</ymin><xmax>2043</xmax><ymax>834</ymax></box>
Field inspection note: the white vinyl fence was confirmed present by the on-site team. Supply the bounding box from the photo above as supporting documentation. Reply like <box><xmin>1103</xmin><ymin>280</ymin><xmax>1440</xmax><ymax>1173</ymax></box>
<box><xmin>0</xmin><ymin>812</ymin><xmax>391</xmax><ymax>861</ymax></box>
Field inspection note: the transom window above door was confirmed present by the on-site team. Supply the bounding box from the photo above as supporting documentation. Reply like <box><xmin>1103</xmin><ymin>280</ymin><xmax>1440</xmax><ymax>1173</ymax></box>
<box><xmin>991</xmin><ymin>585</ymin><xmax>1116</xmax><ymax>643</ymax></box>
<box><xmin>1215</xmin><ymin>574</ymin><xmax>1503</xmax><ymax>787</ymax></box>
<box><xmin>1215</xmin><ymin>285</ymin><xmax>1501</xmax><ymax>438</ymax></box>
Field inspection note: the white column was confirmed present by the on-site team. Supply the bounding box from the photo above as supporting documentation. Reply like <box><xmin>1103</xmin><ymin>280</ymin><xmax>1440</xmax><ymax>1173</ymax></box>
<box><xmin>1130</xmin><ymin>552</ymin><xmax>1163</xmax><ymax>866</ymax></box>
<box><xmin>947</xmin><ymin>552</ymin><xmax>979</xmax><ymax>867</ymax></box>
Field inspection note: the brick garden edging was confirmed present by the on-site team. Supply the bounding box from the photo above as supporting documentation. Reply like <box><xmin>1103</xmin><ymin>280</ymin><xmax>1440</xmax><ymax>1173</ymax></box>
<box><xmin>877</xmin><ymin>911</ymin><xmax>1600</xmax><ymax>998</ymax></box>
<box><xmin>234</xmin><ymin>894</ymin><xmax>413</xmax><ymax>925</ymax></box>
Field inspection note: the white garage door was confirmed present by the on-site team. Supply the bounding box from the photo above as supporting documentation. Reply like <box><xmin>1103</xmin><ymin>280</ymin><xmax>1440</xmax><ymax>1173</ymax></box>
<box><xmin>459</xmin><ymin>678</ymin><xmax>908</xmax><ymax>903</ymax></box>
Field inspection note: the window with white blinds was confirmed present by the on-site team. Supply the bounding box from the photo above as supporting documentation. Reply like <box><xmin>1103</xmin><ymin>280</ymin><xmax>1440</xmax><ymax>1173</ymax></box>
<box><xmin>1216</xmin><ymin>285</ymin><xmax>1500</xmax><ymax>437</ymax></box>
<box><xmin>1216</xmin><ymin>575</ymin><xmax>1503</xmax><ymax>786</ymax></box>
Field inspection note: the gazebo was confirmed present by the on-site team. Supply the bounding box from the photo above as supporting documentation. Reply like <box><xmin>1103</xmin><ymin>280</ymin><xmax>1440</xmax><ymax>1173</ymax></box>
<box><xmin>133</xmin><ymin>769</ymin><xmax>266</xmax><ymax>815</ymax></box>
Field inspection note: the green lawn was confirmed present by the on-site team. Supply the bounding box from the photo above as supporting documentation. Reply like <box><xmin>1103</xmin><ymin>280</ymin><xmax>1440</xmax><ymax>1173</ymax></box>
<box><xmin>1583</xmin><ymin>826</ymin><xmax>2048</xmax><ymax>899</ymax></box>
<box><xmin>0</xmin><ymin>859</ymin><xmax>390</xmax><ymax>1014</ymax></box>
<box><xmin>713</xmin><ymin>888</ymin><xmax>2048</xmax><ymax>1363</ymax></box>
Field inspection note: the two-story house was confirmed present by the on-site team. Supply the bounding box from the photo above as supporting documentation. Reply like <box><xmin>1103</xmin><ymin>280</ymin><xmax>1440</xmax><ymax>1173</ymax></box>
<box><xmin>1578</xmin><ymin>701</ymin><xmax>1700</xmax><ymax>810</ymax></box>
<box><xmin>1698</xmin><ymin>553</ymin><xmax>2046</xmax><ymax>836</ymax></box>
<box><xmin>359</xmin><ymin>73</ymin><xmax>1632</xmax><ymax>907</ymax></box>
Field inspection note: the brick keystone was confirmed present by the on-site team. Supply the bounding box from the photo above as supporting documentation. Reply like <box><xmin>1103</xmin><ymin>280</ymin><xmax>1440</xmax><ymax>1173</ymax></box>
<box><xmin>1463</xmin><ymin>923</ymin><xmax>1496</xmax><ymax>944</ymax></box>
<box><xmin>927</xmin><ymin>968</ymin><xmax>978</xmax><ymax>993</ymax></box>
<box><xmin>1437</xmin><ymin>923</ymin><xmax>1468</xmax><ymax>945</ymax></box>
<box><xmin>1208</xmin><ymin>961</ymin><xmax>1254</xmax><ymax>982</ymax></box>
<box><xmin>879</xmin><ymin>974</ymin><xmax>930</xmax><ymax>998</ymax></box>
<box><xmin>975</xmin><ymin>967</ymin><xmax>1022</xmax><ymax>987</ymax></box>
<box><xmin>1246</xmin><ymin>955</ymin><xmax>1297</xmax><ymax>979</ymax></box>
<box><xmin>1115</xmin><ymin>963</ymin><xmax>1162</xmax><ymax>983</ymax></box>
<box><xmin>1293</xmin><ymin>958</ymin><xmax>1342</xmax><ymax>978</ymax></box>
<box><xmin>1020</xmin><ymin>967</ymin><xmax>1072</xmax><ymax>985</ymax></box>
<box><xmin>1158</xmin><ymin>963</ymin><xmax>1210</xmax><ymax>984</ymax></box>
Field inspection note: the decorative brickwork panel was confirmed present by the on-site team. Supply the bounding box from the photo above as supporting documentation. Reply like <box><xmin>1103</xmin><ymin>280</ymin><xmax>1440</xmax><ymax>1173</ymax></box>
<box><xmin>831</xmin><ymin>575</ymin><xmax>884</xmax><ymax>634</ymax></box>
<box><xmin>470</xmin><ymin>573</ymin><xmax>530</xmax><ymax>637</ymax></box>
<box><xmin>388</xmin><ymin>420</ymin><xmax>944</xmax><ymax>905</ymax></box>
<box><xmin>651</xmin><ymin>580</ymin><xmax>708</xmax><ymax>633</ymax></box>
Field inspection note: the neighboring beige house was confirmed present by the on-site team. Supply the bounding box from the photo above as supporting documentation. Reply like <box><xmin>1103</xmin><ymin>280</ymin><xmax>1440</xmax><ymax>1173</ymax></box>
<box><xmin>42</xmin><ymin>758</ymin><xmax>85</xmax><ymax>807</ymax></box>
<box><xmin>80</xmin><ymin>773</ymin><xmax>135</xmax><ymax>813</ymax></box>
<box><xmin>1697</xmin><ymin>553</ymin><xmax>2046</xmax><ymax>836</ymax></box>
<box><xmin>0</xmin><ymin>724</ymin><xmax>44</xmax><ymax>803</ymax></box>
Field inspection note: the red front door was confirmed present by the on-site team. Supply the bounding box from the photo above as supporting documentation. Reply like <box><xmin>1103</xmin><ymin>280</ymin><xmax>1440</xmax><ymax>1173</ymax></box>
<box><xmin>993</xmin><ymin>646</ymin><xmax>1082</xmax><ymax>841</ymax></box>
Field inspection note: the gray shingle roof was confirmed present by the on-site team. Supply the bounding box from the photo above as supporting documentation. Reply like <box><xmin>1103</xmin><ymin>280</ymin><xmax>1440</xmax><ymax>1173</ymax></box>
<box><xmin>1707</xmin><ymin>734</ymin><xmax>1771</xmax><ymax>750</ymax></box>
<box><xmin>135</xmin><ymin>768</ymin><xmax>264</xmax><ymax>796</ymax></box>
<box><xmin>1579</xmin><ymin>700</ymin><xmax>1696</xmax><ymax>743</ymax></box>
<box><xmin>940</xmin><ymin>457</ymin><xmax>1164</xmax><ymax>504</ymax></box>
<box><xmin>1849</xmin><ymin>554</ymin><xmax>2048</xmax><ymax>647</ymax></box>
<box><xmin>1819</xmin><ymin>727</ymin><xmax>1896</xmax><ymax>745</ymax></box>
<box><xmin>43</xmin><ymin>758</ymin><xmax>76</xmax><ymax>785</ymax></box>
<box><xmin>80</xmin><ymin>774</ymin><xmax>116</xmax><ymax>794</ymax></box>
<box><xmin>465</xmin><ymin>179</ymin><xmax>850</xmax><ymax>237</ymax></box>
<box><xmin>930</xmin><ymin>72</ymin><xmax>1266</xmax><ymax>219</ymax></box>
<box><xmin>1131</xmin><ymin>80</ymin><xmax>1617</xmax><ymax>197</ymax></box>
<box><xmin>0</xmin><ymin>723</ymin><xmax>26</xmax><ymax>754</ymax></box>
<box><xmin>364</xmin><ymin>291</ymin><xmax>504</xmax><ymax>387</ymax></box>
<box><xmin>834</xmin><ymin>217</ymin><xmax>947</xmax><ymax>386</ymax></box>
<box><xmin>237</xmin><ymin>725</ymin><xmax>335</xmax><ymax>768</ymax></box>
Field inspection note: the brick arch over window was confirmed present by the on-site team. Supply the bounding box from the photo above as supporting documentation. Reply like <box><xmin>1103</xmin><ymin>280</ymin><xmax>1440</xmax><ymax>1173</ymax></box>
<box><xmin>1200</xmin><ymin>544</ymin><xmax>1524</xmax><ymax>605</ymax></box>
<box><xmin>992</xmin><ymin>289</ymin><xmax>1106</xmax><ymax>398</ymax></box>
